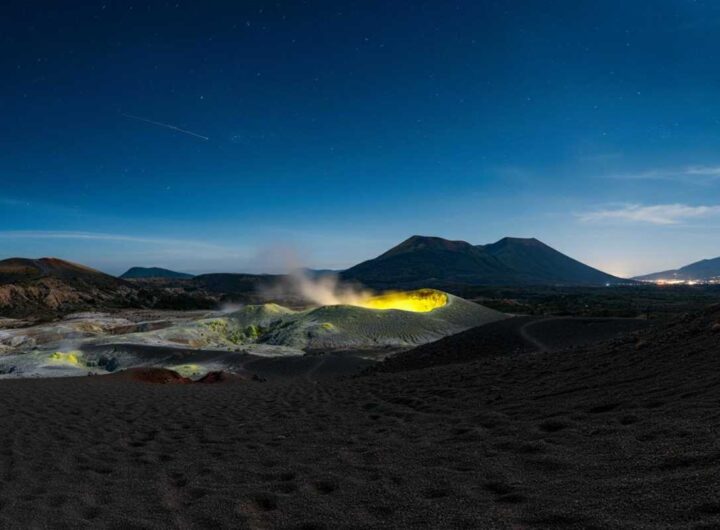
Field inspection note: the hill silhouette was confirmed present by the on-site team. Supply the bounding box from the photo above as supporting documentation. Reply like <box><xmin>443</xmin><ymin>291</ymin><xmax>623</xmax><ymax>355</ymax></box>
<box><xmin>635</xmin><ymin>256</ymin><xmax>720</xmax><ymax>282</ymax></box>
<box><xmin>121</xmin><ymin>267</ymin><xmax>194</xmax><ymax>280</ymax></box>
<box><xmin>342</xmin><ymin>235</ymin><xmax>626</xmax><ymax>288</ymax></box>
<box><xmin>190</xmin><ymin>273</ymin><xmax>280</xmax><ymax>294</ymax></box>
<box><xmin>0</xmin><ymin>258</ymin><xmax>219</xmax><ymax>318</ymax></box>
<box><xmin>0</xmin><ymin>257</ymin><xmax>124</xmax><ymax>288</ymax></box>
<box><xmin>0</xmin><ymin>257</ymin><xmax>131</xmax><ymax>317</ymax></box>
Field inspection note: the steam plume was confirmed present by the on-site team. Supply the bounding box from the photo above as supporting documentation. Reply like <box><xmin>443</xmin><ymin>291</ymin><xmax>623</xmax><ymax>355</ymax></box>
<box><xmin>254</xmin><ymin>245</ymin><xmax>374</xmax><ymax>307</ymax></box>
<box><xmin>286</xmin><ymin>269</ymin><xmax>373</xmax><ymax>306</ymax></box>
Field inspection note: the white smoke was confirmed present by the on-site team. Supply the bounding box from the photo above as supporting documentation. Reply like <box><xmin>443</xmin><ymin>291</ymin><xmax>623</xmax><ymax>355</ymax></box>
<box><xmin>285</xmin><ymin>269</ymin><xmax>372</xmax><ymax>307</ymax></box>
<box><xmin>219</xmin><ymin>302</ymin><xmax>245</xmax><ymax>313</ymax></box>
<box><xmin>253</xmin><ymin>245</ymin><xmax>374</xmax><ymax>307</ymax></box>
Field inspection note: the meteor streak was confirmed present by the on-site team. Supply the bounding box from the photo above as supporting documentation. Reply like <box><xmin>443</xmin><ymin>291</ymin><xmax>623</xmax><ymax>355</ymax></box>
<box><xmin>122</xmin><ymin>113</ymin><xmax>209</xmax><ymax>141</ymax></box>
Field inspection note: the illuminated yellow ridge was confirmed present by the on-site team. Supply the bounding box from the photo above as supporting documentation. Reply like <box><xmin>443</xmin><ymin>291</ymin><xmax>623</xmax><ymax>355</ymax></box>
<box><xmin>359</xmin><ymin>289</ymin><xmax>448</xmax><ymax>313</ymax></box>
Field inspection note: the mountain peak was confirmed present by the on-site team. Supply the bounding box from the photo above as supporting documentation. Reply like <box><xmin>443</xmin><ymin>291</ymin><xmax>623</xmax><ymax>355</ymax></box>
<box><xmin>379</xmin><ymin>235</ymin><xmax>477</xmax><ymax>259</ymax></box>
<box><xmin>484</xmin><ymin>237</ymin><xmax>546</xmax><ymax>248</ymax></box>
<box><xmin>343</xmin><ymin>235</ymin><xmax>626</xmax><ymax>287</ymax></box>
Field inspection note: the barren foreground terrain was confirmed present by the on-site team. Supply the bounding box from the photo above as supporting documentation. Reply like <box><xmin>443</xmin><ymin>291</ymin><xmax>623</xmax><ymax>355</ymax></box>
<box><xmin>0</xmin><ymin>309</ymin><xmax>717</xmax><ymax>529</ymax></box>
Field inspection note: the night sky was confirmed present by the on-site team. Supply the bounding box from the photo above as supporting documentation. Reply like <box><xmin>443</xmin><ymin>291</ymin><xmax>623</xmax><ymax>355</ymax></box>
<box><xmin>2</xmin><ymin>1</ymin><xmax>720</xmax><ymax>276</ymax></box>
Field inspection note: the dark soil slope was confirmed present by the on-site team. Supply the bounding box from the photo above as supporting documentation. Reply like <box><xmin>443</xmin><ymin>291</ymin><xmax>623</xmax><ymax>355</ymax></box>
<box><xmin>374</xmin><ymin>316</ymin><xmax>650</xmax><ymax>373</ymax></box>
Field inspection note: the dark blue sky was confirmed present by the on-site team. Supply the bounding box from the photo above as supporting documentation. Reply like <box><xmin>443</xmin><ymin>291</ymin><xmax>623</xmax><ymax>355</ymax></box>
<box><xmin>2</xmin><ymin>1</ymin><xmax>720</xmax><ymax>276</ymax></box>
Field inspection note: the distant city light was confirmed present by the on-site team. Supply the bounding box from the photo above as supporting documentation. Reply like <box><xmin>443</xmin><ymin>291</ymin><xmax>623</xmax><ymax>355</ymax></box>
<box><xmin>642</xmin><ymin>278</ymin><xmax>720</xmax><ymax>286</ymax></box>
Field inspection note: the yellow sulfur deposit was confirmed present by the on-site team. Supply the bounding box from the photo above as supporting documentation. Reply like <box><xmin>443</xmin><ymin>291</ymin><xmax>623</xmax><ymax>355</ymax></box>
<box><xmin>49</xmin><ymin>351</ymin><xmax>82</xmax><ymax>365</ymax></box>
<box><xmin>170</xmin><ymin>364</ymin><xmax>204</xmax><ymax>377</ymax></box>
<box><xmin>359</xmin><ymin>289</ymin><xmax>448</xmax><ymax>313</ymax></box>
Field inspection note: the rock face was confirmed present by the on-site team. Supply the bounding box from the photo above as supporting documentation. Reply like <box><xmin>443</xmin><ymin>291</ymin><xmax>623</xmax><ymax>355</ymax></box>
<box><xmin>342</xmin><ymin>235</ymin><xmax>627</xmax><ymax>288</ymax></box>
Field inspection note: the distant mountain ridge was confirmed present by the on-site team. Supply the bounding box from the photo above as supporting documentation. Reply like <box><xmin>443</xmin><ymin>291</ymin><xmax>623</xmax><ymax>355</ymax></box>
<box><xmin>0</xmin><ymin>257</ymin><xmax>124</xmax><ymax>288</ymax></box>
<box><xmin>121</xmin><ymin>267</ymin><xmax>194</xmax><ymax>280</ymax></box>
<box><xmin>479</xmin><ymin>237</ymin><xmax>621</xmax><ymax>284</ymax></box>
<box><xmin>635</xmin><ymin>256</ymin><xmax>720</xmax><ymax>282</ymax></box>
<box><xmin>0</xmin><ymin>238</ymin><xmax>630</xmax><ymax>317</ymax></box>
<box><xmin>342</xmin><ymin>235</ymin><xmax>627</xmax><ymax>288</ymax></box>
<box><xmin>190</xmin><ymin>273</ymin><xmax>280</xmax><ymax>294</ymax></box>
<box><xmin>0</xmin><ymin>257</ymin><xmax>132</xmax><ymax>317</ymax></box>
<box><xmin>0</xmin><ymin>257</ymin><xmax>218</xmax><ymax>318</ymax></box>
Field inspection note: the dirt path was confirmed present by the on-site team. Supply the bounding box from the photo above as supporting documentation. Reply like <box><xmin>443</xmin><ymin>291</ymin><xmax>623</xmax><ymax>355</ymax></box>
<box><xmin>518</xmin><ymin>317</ymin><xmax>564</xmax><ymax>352</ymax></box>
<box><xmin>520</xmin><ymin>316</ymin><xmax>650</xmax><ymax>353</ymax></box>
<box><xmin>303</xmin><ymin>355</ymin><xmax>327</xmax><ymax>382</ymax></box>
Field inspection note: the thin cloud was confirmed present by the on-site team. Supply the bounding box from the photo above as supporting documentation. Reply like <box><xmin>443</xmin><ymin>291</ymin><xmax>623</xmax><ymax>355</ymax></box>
<box><xmin>606</xmin><ymin>165</ymin><xmax>720</xmax><ymax>184</ymax></box>
<box><xmin>685</xmin><ymin>166</ymin><xmax>720</xmax><ymax>177</ymax></box>
<box><xmin>0</xmin><ymin>230</ymin><xmax>248</xmax><ymax>256</ymax></box>
<box><xmin>579</xmin><ymin>204</ymin><xmax>720</xmax><ymax>225</ymax></box>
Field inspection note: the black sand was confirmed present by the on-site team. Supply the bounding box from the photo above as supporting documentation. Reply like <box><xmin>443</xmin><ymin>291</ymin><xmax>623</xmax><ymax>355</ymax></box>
<box><xmin>0</xmin><ymin>311</ymin><xmax>716</xmax><ymax>529</ymax></box>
